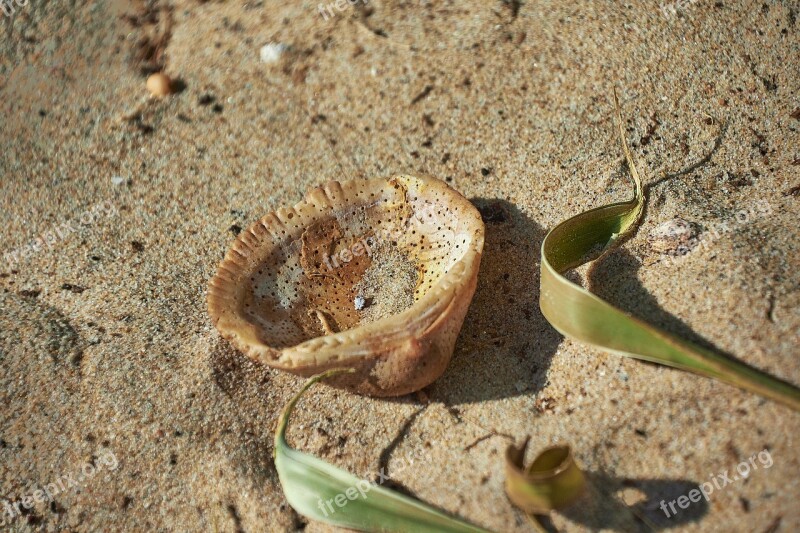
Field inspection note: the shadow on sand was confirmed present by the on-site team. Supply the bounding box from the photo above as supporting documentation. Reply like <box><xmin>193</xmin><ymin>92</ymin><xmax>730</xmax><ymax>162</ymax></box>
<box><xmin>431</xmin><ymin>198</ymin><xmax>562</xmax><ymax>405</ymax></box>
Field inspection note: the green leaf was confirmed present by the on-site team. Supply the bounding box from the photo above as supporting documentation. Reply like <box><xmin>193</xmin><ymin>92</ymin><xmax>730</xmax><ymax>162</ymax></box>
<box><xmin>539</xmin><ymin>90</ymin><xmax>800</xmax><ymax>411</ymax></box>
<box><xmin>274</xmin><ymin>369</ymin><xmax>495</xmax><ymax>533</ymax></box>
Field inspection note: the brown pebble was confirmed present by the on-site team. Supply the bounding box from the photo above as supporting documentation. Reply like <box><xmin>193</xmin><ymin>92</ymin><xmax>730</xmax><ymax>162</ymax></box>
<box><xmin>146</xmin><ymin>73</ymin><xmax>172</xmax><ymax>97</ymax></box>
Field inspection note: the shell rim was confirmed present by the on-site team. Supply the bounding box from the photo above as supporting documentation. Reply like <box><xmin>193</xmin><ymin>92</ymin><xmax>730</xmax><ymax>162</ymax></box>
<box><xmin>207</xmin><ymin>174</ymin><xmax>485</xmax><ymax>370</ymax></box>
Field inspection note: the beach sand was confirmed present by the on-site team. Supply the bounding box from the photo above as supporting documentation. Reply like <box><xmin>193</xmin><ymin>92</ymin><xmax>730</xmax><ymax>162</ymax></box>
<box><xmin>1</xmin><ymin>0</ymin><xmax>798</xmax><ymax>531</ymax></box>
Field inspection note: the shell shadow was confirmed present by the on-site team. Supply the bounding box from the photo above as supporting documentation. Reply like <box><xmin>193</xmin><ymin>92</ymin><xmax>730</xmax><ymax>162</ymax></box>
<box><xmin>430</xmin><ymin>198</ymin><xmax>562</xmax><ymax>404</ymax></box>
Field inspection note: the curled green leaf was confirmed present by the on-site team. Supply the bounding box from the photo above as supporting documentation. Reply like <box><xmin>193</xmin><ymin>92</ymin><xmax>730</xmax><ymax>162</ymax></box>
<box><xmin>539</xmin><ymin>90</ymin><xmax>800</xmax><ymax>411</ymax></box>
<box><xmin>504</xmin><ymin>438</ymin><xmax>585</xmax><ymax>515</ymax></box>
<box><xmin>274</xmin><ymin>369</ymin><xmax>494</xmax><ymax>533</ymax></box>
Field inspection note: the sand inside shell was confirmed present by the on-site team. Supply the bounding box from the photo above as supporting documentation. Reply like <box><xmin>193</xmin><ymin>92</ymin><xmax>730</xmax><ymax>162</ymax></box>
<box><xmin>297</xmin><ymin>235</ymin><xmax>420</xmax><ymax>339</ymax></box>
<box><xmin>233</xmin><ymin>178</ymin><xmax>472</xmax><ymax>350</ymax></box>
<box><xmin>352</xmin><ymin>241</ymin><xmax>418</xmax><ymax>327</ymax></box>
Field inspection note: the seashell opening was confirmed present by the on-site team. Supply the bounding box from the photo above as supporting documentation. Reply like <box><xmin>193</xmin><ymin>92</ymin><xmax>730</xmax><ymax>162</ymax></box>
<box><xmin>208</xmin><ymin>175</ymin><xmax>485</xmax><ymax>396</ymax></box>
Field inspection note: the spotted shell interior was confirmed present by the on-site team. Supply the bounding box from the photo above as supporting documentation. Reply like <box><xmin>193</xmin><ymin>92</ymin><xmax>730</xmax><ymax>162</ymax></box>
<box><xmin>216</xmin><ymin>176</ymin><xmax>477</xmax><ymax>351</ymax></box>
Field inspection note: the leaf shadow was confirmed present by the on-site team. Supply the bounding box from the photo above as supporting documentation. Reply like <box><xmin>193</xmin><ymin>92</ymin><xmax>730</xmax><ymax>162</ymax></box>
<box><xmin>588</xmin><ymin>248</ymin><xmax>740</xmax><ymax>359</ymax></box>
<box><xmin>537</xmin><ymin>471</ymin><xmax>708</xmax><ymax>531</ymax></box>
<box><xmin>374</xmin><ymin>406</ymin><xmax>427</xmax><ymax>497</ymax></box>
<box><xmin>430</xmin><ymin>198</ymin><xmax>562</xmax><ymax>404</ymax></box>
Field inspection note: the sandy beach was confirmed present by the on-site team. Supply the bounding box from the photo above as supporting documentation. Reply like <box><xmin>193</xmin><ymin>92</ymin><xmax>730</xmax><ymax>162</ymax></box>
<box><xmin>1</xmin><ymin>0</ymin><xmax>799</xmax><ymax>531</ymax></box>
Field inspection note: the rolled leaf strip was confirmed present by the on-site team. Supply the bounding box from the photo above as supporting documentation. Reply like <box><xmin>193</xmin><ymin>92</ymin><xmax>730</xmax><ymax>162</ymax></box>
<box><xmin>504</xmin><ymin>437</ymin><xmax>586</xmax><ymax>515</ymax></box>
<box><xmin>539</xmin><ymin>91</ymin><xmax>800</xmax><ymax>411</ymax></box>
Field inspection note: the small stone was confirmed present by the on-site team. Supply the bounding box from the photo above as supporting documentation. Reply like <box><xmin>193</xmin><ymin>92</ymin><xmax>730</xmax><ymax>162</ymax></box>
<box><xmin>198</xmin><ymin>94</ymin><xmax>216</xmax><ymax>106</ymax></box>
<box><xmin>61</xmin><ymin>283</ymin><xmax>86</xmax><ymax>294</ymax></box>
<box><xmin>472</xmin><ymin>199</ymin><xmax>509</xmax><ymax>224</ymax></box>
<box><xmin>111</xmin><ymin>176</ymin><xmax>125</xmax><ymax>186</ymax></box>
<box><xmin>354</xmin><ymin>295</ymin><xmax>366</xmax><ymax>311</ymax></box>
<box><xmin>146</xmin><ymin>72</ymin><xmax>172</xmax><ymax>97</ymax></box>
<box><xmin>260</xmin><ymin>42</ymin><xmax>287</xmax><ymax>63</ymax></box>
<box><xmin>19</xmin><ymin>289</ymin><xmax>41</xmax><ymax>298</ymax></box>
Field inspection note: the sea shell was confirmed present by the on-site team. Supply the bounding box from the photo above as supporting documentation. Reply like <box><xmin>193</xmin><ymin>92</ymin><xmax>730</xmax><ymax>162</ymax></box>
<box><xmin>207</xmin><ymin>175</ymin><xmax>485</xmax><ymax>396</ymax></box>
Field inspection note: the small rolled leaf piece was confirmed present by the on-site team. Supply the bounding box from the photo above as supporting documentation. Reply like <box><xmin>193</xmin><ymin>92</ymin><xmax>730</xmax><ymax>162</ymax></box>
<box><xmin>539</xmin><ymin>90</ymin><xmax>800</xmax><ymax>411</ymax></box>
<box><xmin>274</xmin><ymin>369</ymin><xmax>495</xmax><ymax>533</ymax></box>
<box><xmin>504</xmin><ymin>438</ymin><xmax>586</xmax><ymax>515</ymax></box>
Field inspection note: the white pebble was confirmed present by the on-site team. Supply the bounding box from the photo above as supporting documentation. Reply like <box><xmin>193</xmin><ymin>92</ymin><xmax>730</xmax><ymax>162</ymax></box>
<box><xmin>111</xmin><ymin>176</ymin><xmax>125</xmax><ymax>185</ymax></box>
<box><xmin>260</xmin><ymin>42</ymin><xmax>287</xmax><ymax>63</ymax></box>
<box><xmin>354</xmin><ymin>295</ymin><xmax>366</xmax><ymax>310</ymax></box>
